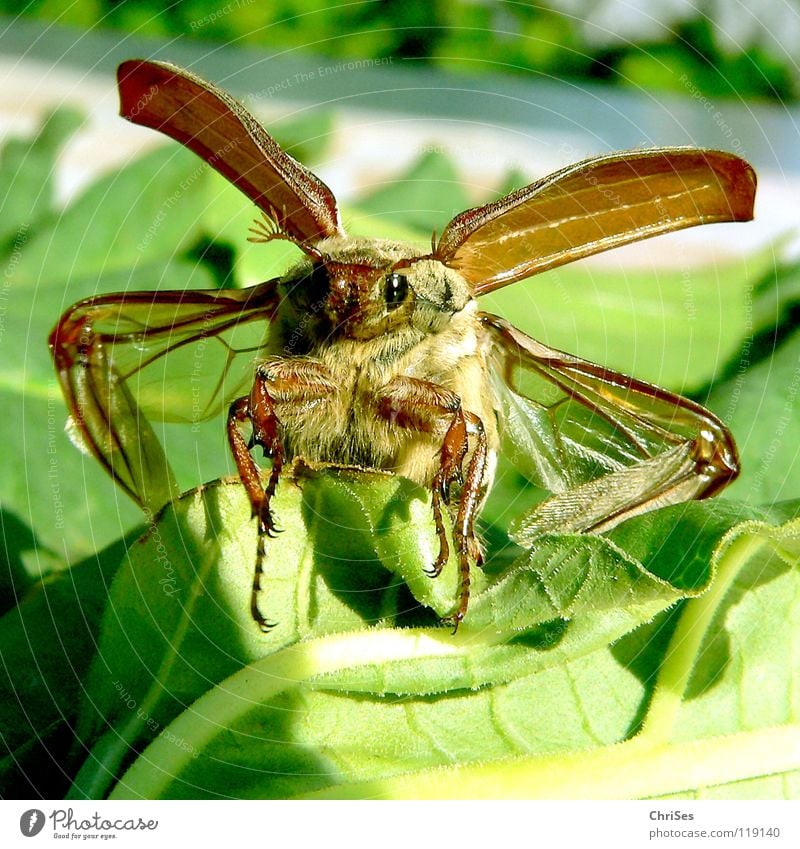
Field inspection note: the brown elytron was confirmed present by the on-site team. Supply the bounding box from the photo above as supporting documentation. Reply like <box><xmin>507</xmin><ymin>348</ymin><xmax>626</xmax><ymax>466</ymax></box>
<box><xmin>49</xmin><ymin>60</ymin><xmax>757</xmax><ymax>630</ymax></box>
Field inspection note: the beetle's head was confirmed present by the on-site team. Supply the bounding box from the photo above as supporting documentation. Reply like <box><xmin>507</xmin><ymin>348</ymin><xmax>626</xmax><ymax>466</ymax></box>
<box><xmin>281</xmin><ymin>238</ymin><xmax>473</xmax><ymax>343</ymax></box>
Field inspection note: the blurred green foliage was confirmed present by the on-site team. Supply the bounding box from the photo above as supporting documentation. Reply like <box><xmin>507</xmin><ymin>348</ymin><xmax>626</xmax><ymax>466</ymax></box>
<box><xmin>3</xmin><ymin>0</ymin><xmax>797</xmax><ymax>101</ymax></box>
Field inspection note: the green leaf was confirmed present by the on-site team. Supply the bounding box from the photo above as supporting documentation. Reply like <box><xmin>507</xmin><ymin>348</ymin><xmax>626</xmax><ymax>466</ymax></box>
<box><xmin>354</xmin><ymin>150</ymin><xmax>470</xmax><ymax>235</ymax></box>
<box><xmin>0</xmin><ymin>535</ymin><xmax>130</xmax><ymax>798</ymax></box>
<box><xmin>751</xmin><ymin>256</ymin><xmax>800</xmax><ymax>338</ymax></box>
<box><xmin>68</xmin><ymin>471</ymin><xmax>460</xmax><ymax>799</ymax></box>
<box><xmin>8</xmin><ymin>145</ymin><xmax>211</xmax><ymax>290</ymax></box>
<box><xmin>341</xmin><ymin>204</ymin><xmax>431</xmax><ymax>245</ymax></box>
<box><xmin>264</xmin><ymin>111</ymin><xmax>336</xmax><ymax>167</ymax></box>
<box><xmin>0</xmin><ymin>508</ymin><xmax>64</xmax><ymax>616</ymax></box>
<box><xmin>102</xmin><ymin>507</ymin><xmax>799</xmax><ymax>800</ymax></box>
<box><xmin>60</xmin><ymin>472</ymin><xmax>790</xmax><ymax>799</ymax></box>
<box><xmin>708</xmin><ymin>326</ymin><xmax>800</xmax><ymax>505</ymax></box>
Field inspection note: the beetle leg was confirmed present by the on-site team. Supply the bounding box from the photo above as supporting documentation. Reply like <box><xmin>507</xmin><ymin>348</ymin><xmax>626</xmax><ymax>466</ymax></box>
<box><xmin>432</xmin><ymin>409</ymin><xmax>487</xmax><ymax>628</ymax></box>
<box><xmin>429</xmin><ymin>407</ymin><xmax>465</xmax><ymax>578</ymax></box>
<box><xmin>451</xmin><ymin>411</ymin><xmax>487</xmax><ymax>623</ymax></box>
<box><xmin>227</xmin><ymin>396</ymin><xmax>278</xmax><ymax>632</ymax></box>
<box><xmin>378</xmin><ymin>377</ymin><xmax>488</xmax><ymax>628</ymax></box>
<box><xmin>227</xmin><ymin>358</ymin><xmax>335</xmax><ymax>631</ymax></box>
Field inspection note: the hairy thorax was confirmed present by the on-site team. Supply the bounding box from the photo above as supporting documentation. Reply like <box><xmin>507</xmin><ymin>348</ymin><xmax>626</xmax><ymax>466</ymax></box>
<box><xmin>267</xmin><ymin>300</ymin><xmax>500</xmax><ymax>490</ymax></box>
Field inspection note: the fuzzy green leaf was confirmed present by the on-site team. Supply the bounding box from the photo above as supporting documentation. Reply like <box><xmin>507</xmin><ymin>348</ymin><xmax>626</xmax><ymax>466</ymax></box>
<box><xmin>106</xmin><ymin>509</ymin><xmax>800</xmax><ymax>801</ymax></box>
<box><xmin>59</xmin><ymin>474</ymin><xmax>797</xmax><ymax>800</ymax></box>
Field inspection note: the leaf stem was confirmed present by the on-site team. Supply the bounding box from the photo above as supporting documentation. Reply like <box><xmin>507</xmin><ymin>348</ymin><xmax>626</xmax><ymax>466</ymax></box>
<box><xmin>297</xmin><ymin>723</ymin><xmax>800</xmax><ymax>799</ymax></box>
<box><xmin>110</xmin><ymin>629</ymin><xmax>461</xmax><ymax>799</ymax></box>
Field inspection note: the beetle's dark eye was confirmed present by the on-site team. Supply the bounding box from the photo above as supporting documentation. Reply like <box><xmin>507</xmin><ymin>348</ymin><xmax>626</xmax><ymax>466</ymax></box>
<box><xmin>308</xmin><ymin>263</ymin><xmax>330</xmax><ymax>296</ymax></box>
<box><xmin>385</xmin><ymin>272</ymin><xmax>408</xmax><ymax>310</ymax></box>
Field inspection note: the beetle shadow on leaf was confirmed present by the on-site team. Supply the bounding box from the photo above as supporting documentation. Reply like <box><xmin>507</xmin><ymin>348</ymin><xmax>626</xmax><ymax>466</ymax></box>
<box><xmin>506</xmin><ymin>617</ymin><xmax>570</xmax><ymax>650</ymax></box>
<box><xmin>0</xmin><ymin>509</ymin><xmax>53</xmax><ymax>616</ymax></box>
<box><xmin>611</xmin><ymin>606</ymin><xmax>682</xmax><ymax>736</ymax></box>
<box><xmin>684</xmin><ymin>541</ymin><xmax>791</xmax><ymax>700</ymax></box>
<box><xmin>612</xmin><ymin>603</ymin><xmax>733</xmax><ymax>739</ymax></box>
<box><xmin>298</xmin><ymin>475</ymin><xmax>412</xmax><ymax>627</ymax></box>
<box><xmin>612</xmin><ymin>540</ymin><xmax>792</xmax><ymax>738</ymax></box>
<box><xmin>150</xmin><ymin>688</ymin><xmax>341</xmax><ymax>799</ymax></box>
<box><xmin>373</xmin><ymin>475</ymin><xmax>424</xmax><ymax>527</ymax></box>
<box><xmin>613</xmin><ymin>602</ymin><xmax>737</xmax><ymax>738</ymax></box>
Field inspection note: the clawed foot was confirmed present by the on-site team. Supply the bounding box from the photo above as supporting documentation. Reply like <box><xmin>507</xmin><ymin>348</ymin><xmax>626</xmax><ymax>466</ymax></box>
<box><xmin>255</xmin><ymin>502</ymin><xmax>282</xmax><ymax>539</ymax></box>
<box><xmin>250</xmin><ymin>598</ymin><xmax>277</xmax><ymax>633</ymax></box>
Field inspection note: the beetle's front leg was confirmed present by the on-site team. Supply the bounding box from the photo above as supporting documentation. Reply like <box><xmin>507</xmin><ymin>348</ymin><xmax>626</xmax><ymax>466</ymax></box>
<box><xmin>227</xmin><ymin>357</ymin><xmax>335</xmax><ymax>630</ymax></box>
<box><xmin>378</xmin><ymin>377</ymin><xmax>488</xmax><ymax>628</ymax></box>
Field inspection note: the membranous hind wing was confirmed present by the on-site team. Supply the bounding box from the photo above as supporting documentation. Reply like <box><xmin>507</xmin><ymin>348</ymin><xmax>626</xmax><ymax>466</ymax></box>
<box><xmin>483</xmin><ymin>314</ymin><xmax>738</xmax><ymax>543</ymax></box>
<box><xmin>49</xmin><ymin>60</ymin><xmax>347</xmax><ymax>514</ymax></box>
<box><xmin>49</xmin><ymin>282</ymin><xmax>278</xmax><ymax>512</ymax></box>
